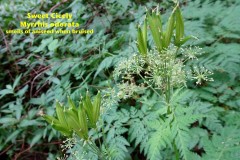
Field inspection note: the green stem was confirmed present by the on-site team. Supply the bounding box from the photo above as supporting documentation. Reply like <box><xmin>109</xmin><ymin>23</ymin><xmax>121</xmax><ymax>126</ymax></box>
<box><xmin>138</xmin><ymin>73</ymin><xmax>161</xmax><ymax>97</ymax></box>
<box><xmin>166</xmin><ymin>47</ymin><xmax>180</xmax><ymax>114</ymax></box>
<box><xmin>166</xmin><ymin>77</ymin><xmax>171</xmax><ymax>114</ymax></box>
<box><xmin>166</xmin><ymin>47</ymin><xmax>181</xmax><ymax>160</ymax></box>
<box><xmin>87</xmin><ymin>142</ymin><xmax>100</xmax><ymax>155</ymax></box>
<box><xmin>88</xmin><ymin>139</ymin><xmax>103</xmax><ymax>158</ymax></box>
<box><xmin>101</xmin><ymin>119</ymin><xmax>107</xmax><ymax>148</ymax></box>
<box><xmin>173</xmin><ymin>140</ymin><xmax>180</xmax><ymax>160</ymax></box>
<box><xmin>163</xmin><ymin>57</ymin><xmax>171</xmax><ymax>114</ymax></box>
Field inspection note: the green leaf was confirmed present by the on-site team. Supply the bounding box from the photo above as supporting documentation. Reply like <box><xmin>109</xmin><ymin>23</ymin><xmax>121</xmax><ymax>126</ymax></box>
<box><xmin>51</xmin><ymin>77</ymin><xmax>61</xmax><ymax>85</ymax></box>
<box><xmin>34</xmin><ymin>37</ymin><xmax>53</xmax><ymax>53</ymax></box>
<box><xmin>137</xmin><ymin>18</ymin><xmax>148</xmax><ymax>56</ymax></box>
<box><xmin>48</xmin><ymin>39</ymin><xmax>59</xmax><ymax>51</ymax></box>
<box><xmin>19</xmin><ymin>119</ymin><xmax>43</xmax><ymax>127</ymax></box>
<box><xmin>5</xmin><ymin>130</ymin><xmax>22</xmax><ymax>143</ymax></box>
<box><xmin>0</xmin><ymin>89</ymin><xmax>13</xmax><ymax>98</ymax></box>
<box><xmin>142</xmin><ymin>19</ymin><xmax>148</xmax><ymax>50</ymax></box>
<box><xmin>179</xmin><ymin>36</ymin><xmax>194</xmax><ymax>46</ymax></box>
<box><xmin>16</xmin><ymin>85</ymin><xmax>28</xmax><ymax>97</ymax></box>
<box><xmin>94</xmin><ymin>56</ymin><xmax>114</xmax><ymax>78</ymax></box>
<box><xmin>13</xmin><ymin>74</ymin><xmax>22</xmax><ymax>89</ymax></box>
<box><xmin>30</xmin><ymin>132</ymin><xmax>42</xmax><ymax>147</ymax></box>
<box><xmin>0</xmin><ymin>117</ymin><xmax>17</xmax><ymax>124</ymax></box>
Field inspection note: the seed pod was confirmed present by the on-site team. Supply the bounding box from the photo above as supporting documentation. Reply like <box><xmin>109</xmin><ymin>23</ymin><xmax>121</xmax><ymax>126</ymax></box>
<box><xmin>137</xmin><ymin>26</ymin><xmax>147</xmax><ymax>56</ymax></box>
<box><xmin>142</xmin><ymin>19</ymin><xmax>148</xmax><ymax>50</ymax></box>
<box><xmin>147</xmin><ymin>11</ymin><xmax>163</xmax><ymax>53</ymax></box>
<box><xmin>175</xmin><ymin>6</ymin><xmax>184</xmax><ymax>47</ymax></box>
<box><xmin>55</xmin><ymin>101</ymin><xmax>68</xmax><ymax>128</ymax></box>
<box><xmin>65</xmin><ymin>110</ymin><xmax>88</xmax><ymax>140</ymax></box>
<box><xmin>52</xmin><ymin>123</ymin><xmax>72</xmax><ymax>137</ymax></box>
<box><xmin>137</xmin><ymin>17</ymin><xmax>148</xmax><ymax>56</ymax></box>
<box><xmin>164</xmin><ymin>8</ymin><xmax>176</xmax><ymax>48</ymax></box>
<box><xmin>42</xmin><ymin>115</ymin><xmax>59</xmax><ymax>125</ymax></box>
<box><xmin>78</xmin><ymin>102</ymin><xmax>88</xmax><ymax>137</ymax></box>
<box><xmin>68</xmin><ymin>96</ymin><xmax>77</xmax><ymax>110</ymax></box>
<box><xmin>92</xmin><ymin>91</ymin><xmax>101</xmax><ymax>127</ymax></box>
<box><xmin>83</xmin><ymin>91</ymin><xmax>95</xmax><ymax>127</ymax></box>
<box><xmin>42</xmin><ymin>115</ymin><xmax>72</xmax><ymax>137</ymax></box>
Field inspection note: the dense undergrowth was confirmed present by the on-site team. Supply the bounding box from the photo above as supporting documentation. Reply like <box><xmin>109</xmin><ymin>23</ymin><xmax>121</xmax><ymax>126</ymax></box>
<box><xmin>0</xmin><ymin>0</ymin><xmax>240</xmax><ymax>159</ymax></box>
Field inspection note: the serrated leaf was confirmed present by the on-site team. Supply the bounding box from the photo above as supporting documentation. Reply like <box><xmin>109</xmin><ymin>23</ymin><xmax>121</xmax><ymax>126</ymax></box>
<box><xmin>94</xmin><ymin>56</ymin><xmax>114</xmax><ymax>78</ymax></box>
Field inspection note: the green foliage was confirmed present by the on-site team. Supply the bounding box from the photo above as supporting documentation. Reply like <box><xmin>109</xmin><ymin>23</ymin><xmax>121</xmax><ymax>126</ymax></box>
<box><xmin>202</xmin><ymin>125</ymin><xmax>240</xmax><ymax>160</ymax></box>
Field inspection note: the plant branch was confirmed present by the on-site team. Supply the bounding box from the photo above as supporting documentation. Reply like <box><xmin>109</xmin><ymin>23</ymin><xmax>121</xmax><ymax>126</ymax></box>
<box><xmin>48</xmin><ymin>0</ymin><xmax>69</xmax><ymax>13</ymax></box>
<box><xmin>138</xmin><ymin>73</ymin><xmax>161</xmax><ymax>97</ymax></box>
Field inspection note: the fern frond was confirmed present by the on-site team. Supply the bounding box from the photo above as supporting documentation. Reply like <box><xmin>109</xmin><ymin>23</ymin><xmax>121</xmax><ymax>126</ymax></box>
<box><xmin>147</xmin><ymin>121</ymin><xmax>172</xmax><ymax>160</ymax></box>
<box><xmin>108</xmin><ymin>136</ymin><xmax>130</xmax><ymax>160</ymax></box>
<box><xmin>202</xmin><ymin>126</ymin><xmax>240</xmax><ymax>160</ymax></box>
<box><xmin>172</xmin><ymin>107</ymin><xmax>203</xmax><ymax>160</ymax></box>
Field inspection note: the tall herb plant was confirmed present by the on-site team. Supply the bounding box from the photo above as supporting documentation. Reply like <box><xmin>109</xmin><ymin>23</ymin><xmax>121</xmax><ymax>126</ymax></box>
<box><xmin>43</xmin><ymin>1</ymin><xmax>240</xmax><ymax>160</ymax></box>
<box><xmin>113</xmin><ymin>2</ymin><xmax>213</xmax><ymax>160</ymax></box>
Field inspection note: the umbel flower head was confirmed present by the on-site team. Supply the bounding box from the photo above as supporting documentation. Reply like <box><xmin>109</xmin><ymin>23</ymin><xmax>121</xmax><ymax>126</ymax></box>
<box><xmin>191</xmin><ymin>66</ymin><xmax>214</xmax><ymax>85</ymax></box>
<box><xmin>114</xmin><ymin>46</ymin><xmax>187</xmax><ymax>91</ymax></box>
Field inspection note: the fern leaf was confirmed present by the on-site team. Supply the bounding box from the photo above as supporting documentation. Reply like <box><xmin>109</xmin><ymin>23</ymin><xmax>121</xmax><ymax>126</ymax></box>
<box><xmin>202</xmin><ymin>126</ymin><xmax>240</xmax><ymax>160</ymax></box>
<box><xmin>147</xmin><ymin>119</ymin><xmax>172</xmax><ymax>160</ymax></box>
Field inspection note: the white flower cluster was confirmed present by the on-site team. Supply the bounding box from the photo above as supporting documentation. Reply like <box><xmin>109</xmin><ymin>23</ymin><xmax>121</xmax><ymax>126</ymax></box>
<box><xmin>113</xmin><ymin>46</ymin><xmax>189</xmax><ymax>94</ymax></box>
<box><xmin>101</xmin><ymin>87</ymin><xmax>119</xmax><ymax>110</ymax></box>
<box><xmin>181</xmin><ymin>46</ymin><xmax>203</xmax><ymax>60</ymax></box>
<box><xmin>113</xmin><ymin>54</ymin><xmax>145</xmax><ymax>78</ymax></box>
<box><xmin>144</xmin><ymin>48</ymin><xmax>186</xmax><ymax>89</ymax></box>
<box><xmin>116</xmin><ymin>80</ymin><xmax>145</xmax><ymax>99</ymax></box>
<box><xmin>61</xmin><ymin>137</ymin><xmax>77</xmax><ymax>152</ymax></box>
<box><xmin>191</xmin><ymin>66</ymin><xmax>214</xmax><ymax>85</ymax></box>
<box><xmin>107</xmin><ymin>44</ymin><xmax>209</xmax><ymax>109</ymax></box>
